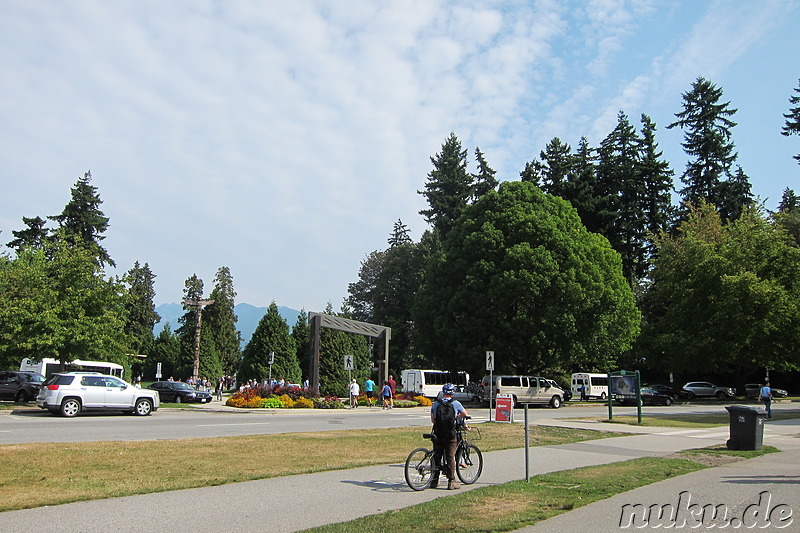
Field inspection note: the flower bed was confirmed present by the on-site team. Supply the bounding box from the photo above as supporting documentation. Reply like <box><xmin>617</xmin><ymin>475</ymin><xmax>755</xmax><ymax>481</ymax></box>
<box><xmin>225</xmin><ymin>389</ymin><xmax>430</xmax><ymax>409</ymax></box>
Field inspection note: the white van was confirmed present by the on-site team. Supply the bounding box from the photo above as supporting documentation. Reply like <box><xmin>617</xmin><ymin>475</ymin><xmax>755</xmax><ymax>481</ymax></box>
<box><xmin>481</xmin><ymin>375</ymin><xmax>565</xmax><ymax>408</ymax></box>
<box><xmin>571</xmin><ymin>373</ymin><xmax>609</xmax><ymax>400</ymax></box>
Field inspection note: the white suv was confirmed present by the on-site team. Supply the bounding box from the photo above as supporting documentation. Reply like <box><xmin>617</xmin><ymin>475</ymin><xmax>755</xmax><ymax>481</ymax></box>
<box><xmin>37</xmin><ymin>372</ymin><xmax>159</xmax><ymax>417</ymax></box>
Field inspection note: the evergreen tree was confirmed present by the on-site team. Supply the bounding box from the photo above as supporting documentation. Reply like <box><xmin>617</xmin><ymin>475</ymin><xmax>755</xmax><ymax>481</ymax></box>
<box><xmin>146</xmin><ymin>324</ymin><xmax>181</xmax><ymax>380</ymax></box>
<box><xmin>388</xmin><ymin>219</ymin><xmax>412</xmax><ymax>247</ymax></box>
<box><xmin>472</xmin><ymin>147</ymin><xmax>499</xmax><ymax>200</ymax></box>
<box><xmin>205</xmin><ymin>266</ymin><xmax>242</xmax><ymax>375</ymax></box>
<box><xmin>239</xmin><ymin>302</ymin><xmax>299</xmax><ymax>384</ymax></box>
<box><xmin>596</xmin><ymin>111</ymin><xmax>646</xmax><ymax>283</ymax></box>
<box><xmin>122</xmin><ymin>261</ymin><xmax>160</xmax><ymax>355</ymax></box>
<box><xmin>782</xmin><ymin>78</ymin><xmax>800</xmax><ymax>164</ymax></box>
<box><xmin>667</xmin><ymin>77</ymin><xmax>747</xmax><ymax>220</ymax></box>
<box><xmin>418</xmin><ymin>132</ymin><xmax>473</xmax><ymax>237</ymax></box>
<box><xmin>49</xmin><ymin>171</ymin><xmax>114</xmax><ymax>267</ymax></box>
<box><xmin>6</xmin><ymin>216</ymin><xmax>50</xmax><ymax>253</ymax></box>
<box><xmin>536</xmin><ymin>137</ymin><xmax>573</xmax><ymax>198</ymax></box>
<box><xmin>567</xmin><ymin>137</ymin><xmax>602</xmax><ymax>234</ymax></box>
<box><xmin>637</xmin><ymin>114</ymin><xmax>675</xmax><ymax>259</ymax></box>
<box><xmin>775</xmin><ymin>188</ymin><xmax>800</xmax><ymax>246</ymax></box>
<box><xmin>291</xmin><ymin>310</ymin><xmax>311</xmax><ymax>382</ymax></box>
<box><xmin>718</xmin><ymin>165</ymin><xmax>754</xmax><ymax>222</ymax></box>
<box><xmin>317</xmin><ymin>304</ymin><xmax>371</xmax><ymax>397</ymax></box>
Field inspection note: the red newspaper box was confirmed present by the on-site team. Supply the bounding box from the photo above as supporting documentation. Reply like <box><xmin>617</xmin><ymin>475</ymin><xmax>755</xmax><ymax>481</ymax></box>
<box><xmin>495</xmin><ymin>394</ymin><xmax>513</xmax><ymax>422</ymax></box>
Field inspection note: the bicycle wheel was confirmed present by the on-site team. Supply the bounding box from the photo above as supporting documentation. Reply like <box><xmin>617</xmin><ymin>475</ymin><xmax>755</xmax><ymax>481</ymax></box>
<box><xmin>405</xmin><ymin>447</ymin><xmax>435</xmax><ymax>491</ymax></box>
<box><xmin>456</xmin><ymin>444</ymin><xmax>483</xmax><ymax>484</ymax></box>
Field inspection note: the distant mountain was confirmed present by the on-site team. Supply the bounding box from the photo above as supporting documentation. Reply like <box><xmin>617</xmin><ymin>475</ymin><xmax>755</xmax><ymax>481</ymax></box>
<box><xmin>154</xmin><ymin>303</ymin><xmax>302</xmax><ymax>347</ymax></box>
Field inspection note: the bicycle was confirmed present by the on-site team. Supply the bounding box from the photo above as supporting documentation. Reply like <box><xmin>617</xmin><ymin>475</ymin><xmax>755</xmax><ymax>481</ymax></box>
<box><xmin>404</xmin><ymin>418</ymin><xmax>483</xmax><ymax>491</ymax></box>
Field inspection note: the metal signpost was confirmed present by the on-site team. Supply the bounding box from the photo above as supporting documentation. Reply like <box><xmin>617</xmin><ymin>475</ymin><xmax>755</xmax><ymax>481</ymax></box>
<box><xmin>268</xmin><ymin>351</ymin><xmax>275</xmax><ymax>383</ymax></box>
<box><xmin>344</xmin><ymin>354</ymin><xmax>354</xmax><ymax>386</ymax></box>
<box><xmin>486</xmin><ymin>351</ymin><xmax>494</xmax><ymax>422</ymax></box>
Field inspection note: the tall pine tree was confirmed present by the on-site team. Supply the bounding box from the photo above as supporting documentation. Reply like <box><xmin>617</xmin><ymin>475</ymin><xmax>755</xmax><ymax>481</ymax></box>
<box><xmin>418</xmin><ymin>132</ymin><xmax>473</xmax><ymax>238</ymax></box>
<box><xmin>49</xmin><ymin>171</ymin><xmax>114</xmax><ymax>267</ymax></box>
<box><xmin>240</xmin><ymin>302</ymin><xmax>299</xmax><ymax>384</ymax></box>
<box><xmin>782</xmin><ymin>78</ymin><xmax>800</xmax><ymax>164</ymax></box>
<box><xmin>123</xmin><ymin>261</ymin><xmax>160</xmax><ymax>355</ymax></box>
<box><xmin>205</xmin><ymin>266</ymin><xmax>242</xmax><ymax>375</ymax></box>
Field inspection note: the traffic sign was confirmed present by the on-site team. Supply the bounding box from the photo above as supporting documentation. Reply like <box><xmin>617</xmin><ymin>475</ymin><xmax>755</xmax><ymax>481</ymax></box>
<box><xmin>344</xmin><ymin>355</ymin><xmax>354</xmax><ymax>370</ymax></box>
<box><xmin>486</xmin><ymin>351</ymin><xmax>495</xmax><ymax>371</ymax></box>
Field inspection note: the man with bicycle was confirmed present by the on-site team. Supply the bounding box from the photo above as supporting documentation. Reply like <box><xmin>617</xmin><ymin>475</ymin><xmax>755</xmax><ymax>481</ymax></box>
<box><xmin>430</xmin><ymin>383</ymin><xmax>470</xmax><ymax>490</ymax></box>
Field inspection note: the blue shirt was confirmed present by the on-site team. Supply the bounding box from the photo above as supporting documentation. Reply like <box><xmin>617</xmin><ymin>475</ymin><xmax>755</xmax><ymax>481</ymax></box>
<box><xmin>760</xmin><ymin>386</ymin><xmax>771</xmax><ymax>399</ymax></box>
<box><xmin>431</xmin><ymin>398</ymin><xmax>465</xmax><ymax>417</ymax></box>
<box><xmin>365</xmin><ymin>379</ymin><xmax>375</xmax><ymax>392</ymax></box>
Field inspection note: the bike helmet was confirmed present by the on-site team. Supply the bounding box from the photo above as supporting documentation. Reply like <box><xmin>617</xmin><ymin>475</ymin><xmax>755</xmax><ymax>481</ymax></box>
<box><xmin>442</xmin><ymin>383</ymin><xmax>456</xmax><ymax>394</ymax></box>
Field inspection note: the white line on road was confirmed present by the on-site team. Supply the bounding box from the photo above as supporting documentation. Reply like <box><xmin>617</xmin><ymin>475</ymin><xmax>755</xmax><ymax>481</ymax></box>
<box><xmin>196</xmin><ymin>423</ymin><xmax>272</xmax><ymax>427</ymax></box>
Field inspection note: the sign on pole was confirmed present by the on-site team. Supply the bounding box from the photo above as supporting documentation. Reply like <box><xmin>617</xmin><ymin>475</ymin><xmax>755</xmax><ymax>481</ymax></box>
<box><xmin>155</xmin><ymin>362</ymin><xmax>162</xmax><ymax>380</ymax></box>
<box><xmin>344</xmin><ymin>355</ymin><xmax>354</xmax><ymax>371</ymax></box>
<box><xmin>486</xmin><ymin>351</ymin><xmax>494</xmax><ymax>371</ymax></box>
<box><xmin>495</xmin><ymin>394</ymin><xmax>513</xmax><ymax>423</ymax></box>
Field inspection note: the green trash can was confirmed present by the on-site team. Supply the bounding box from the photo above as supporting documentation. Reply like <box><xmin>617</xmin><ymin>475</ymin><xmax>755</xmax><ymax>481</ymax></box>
<box><xmin>726</xmin><ymin>405</ymin><xmax>766</xmax><ymax>450</ymax></box>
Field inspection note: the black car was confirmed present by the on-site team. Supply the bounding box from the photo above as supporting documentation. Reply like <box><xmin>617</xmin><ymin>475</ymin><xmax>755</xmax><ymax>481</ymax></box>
<box><xmin>147</xmin><ymin>381</ymin><xmax>213</xmax><ymax>403</ymax></box>
<box><xmin>745</xmin><ymin>383</ymin><xmax>788</xmax><ymax>399</ymax></box>
<box><xmin>0</xmin><ymin>371</ymin><xmax>45</xmax><ymax>402</ymax></box>
<box><xmin>616</xmin><ymin>387</ymin><xmax>674</xmax><ymax>406</ymax></box>
<box><xmin>647</xmin><ymin>384</ymin><xmax>690</xmax><ymax>400</ymax></box>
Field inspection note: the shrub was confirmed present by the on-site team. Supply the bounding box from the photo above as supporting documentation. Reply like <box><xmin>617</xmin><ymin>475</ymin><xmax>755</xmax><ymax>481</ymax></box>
<box><xmin>261</xmin><ymin>397</ymin><xmax>284</xmax><ymax>408</ymax></box>
<box><xmin>393</xmin><ymin>399</ymin><xmax>419</xmax><ymax>408</ymax></box>
<box><xmin>278</xmin><ymin>394</ymin><xmax>296</xmax><ymax>408</ymax></box>
<box><xmin>313</xmin><ymin>396</ymin><xmax>345</xmax><ymax>409</ymax></box>
<box><xmin>414</xmin><ymin>396</ymin><xmax>432</xmax><ymax>407</ymax></box>
<box><xmin>294</xmin><ymin>397</ymin><xmax>314</xmax><ymax>408</ymax></box>
<box><xmin>226</xmin><ymin>389</ymin><xmax>264</xmax><ymax>408</ymax></box>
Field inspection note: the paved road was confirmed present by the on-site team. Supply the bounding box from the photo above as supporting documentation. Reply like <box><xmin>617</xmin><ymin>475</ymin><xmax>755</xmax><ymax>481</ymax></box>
<box><xmin>0</xmin><ymin>399</ymin><xmax>772</xmax><ymax>444</ymax></box>
<box><xmin>0</xmin><ymin>410</ymin><xmax>797</xmax><ymax>532</ymax></box>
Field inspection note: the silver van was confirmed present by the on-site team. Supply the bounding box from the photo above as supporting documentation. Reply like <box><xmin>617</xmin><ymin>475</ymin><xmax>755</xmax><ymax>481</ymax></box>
<box><xmin>481</xmin><ymin>375</ymin><xmax>565</xmax><ymax>408</ymax></box>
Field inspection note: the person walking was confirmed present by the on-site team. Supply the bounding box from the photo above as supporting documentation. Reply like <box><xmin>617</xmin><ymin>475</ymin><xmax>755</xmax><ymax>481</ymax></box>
<box><xmin>364</xmin><ymin>377</ymin><xmax>375</xmax><ymax>407</ymax></box>
<box><xmin>380</xmin><ymin>381</ymin><xmax>392</xmax><ymax>409</ymax></box>
<box><xmin>349</xmin><ymin>379</ymin><xmax>360</xmax><ymax>408</ymax></box>
<box><xmin>760</xmin><ymin>379</ymin><xmax>773</xmax><ymax>420</ymax></box>
<box><xmin>388</xmin><ymin>374</ymin><xmax>397</xmax><ymax>409</ymax></box>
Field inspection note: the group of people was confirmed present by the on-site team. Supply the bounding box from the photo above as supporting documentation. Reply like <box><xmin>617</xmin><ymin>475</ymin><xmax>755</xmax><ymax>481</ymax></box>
<box><xmin>348</xmin><ymin>374</ymin><xmax>398</xmax><ymax>409</ymax></box>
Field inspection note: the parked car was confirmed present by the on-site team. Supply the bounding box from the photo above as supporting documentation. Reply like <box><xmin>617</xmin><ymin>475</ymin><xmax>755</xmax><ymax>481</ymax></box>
<box><xmin>681</xmin><ymin>381</ymin><xmax>736</xmax><ymax>399</ymax></box>
<box><xmin>147</xmin><ymin>381</ymin><xmax>213</xmax><ymax>403</ymax></box>
<box><xmin>745</xmin><ymin>383</ymin><xmax>788</xmax><ymax>399</ymax></box>
<box><xmin>37</xmin><ymin>372</ymin><xmax>159</xmax><ymax>417</ymax></box>
<box><xmin>546</xmin><ymin>379</ymin><xmax>572</xmax><ymax>402</ymax></box>
<box><xmin>616</xmin><ymin>387</ymin><xmax>674</xmax><ymax>406</ymax></box>
<box><xmin>647</xmin><ymin>384</ymin><xmax>691</xmax><ymax>400</ymax></box>
<box><xmin>480</xmin><ymin>375</ymin><xmax>566</xmax><ymax>408</ymax></box>
<box><xmin>0</xmin><ymin>371</ymin><xmax>45</xmax><ymax>402</ymax></box>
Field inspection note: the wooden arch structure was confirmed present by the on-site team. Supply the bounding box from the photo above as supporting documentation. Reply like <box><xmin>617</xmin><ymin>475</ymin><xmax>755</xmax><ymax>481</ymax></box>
<box><xmin>308</xmin><ymin>312</ymin><xmax>391</xmax><ymax>393</ymax></box>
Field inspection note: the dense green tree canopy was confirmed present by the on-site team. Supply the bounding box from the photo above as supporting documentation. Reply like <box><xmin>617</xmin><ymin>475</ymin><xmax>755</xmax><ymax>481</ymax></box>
<box><xmin>418</xmin><ymin>132</ymin><xmax>473</xmax><ymax>237</ymax></box>
<box><xmin>412</xmin><ymin>181</ymin><xmax>640</xmax><ymax>377</ymax></box>
<box><xmin>639</xmin><ymin>202</ymin><xmax>800</xmax><ymax>378</ymax></box>
<box><xmin>123</xmin><ymin>261</ymin><xmax>160</xmax><ymax>355</ymax></box>
<box><xmin>0</xmin><ymin>238</ymin><xmax>130</xmax><ymax>371</ymax></box>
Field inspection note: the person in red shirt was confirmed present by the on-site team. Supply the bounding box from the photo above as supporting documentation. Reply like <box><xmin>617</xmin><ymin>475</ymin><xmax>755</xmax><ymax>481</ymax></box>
<box><xmin>388</xmin><ymin>374</ymin><xmax>397</xmax><ymax>409</ymax></box>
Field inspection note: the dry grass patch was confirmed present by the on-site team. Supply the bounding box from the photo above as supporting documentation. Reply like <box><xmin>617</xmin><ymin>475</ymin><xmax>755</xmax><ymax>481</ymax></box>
<box><xmin>0</xmin><ymin>422</ymin><xmax>621</xmax><ymax>512</ymax></box>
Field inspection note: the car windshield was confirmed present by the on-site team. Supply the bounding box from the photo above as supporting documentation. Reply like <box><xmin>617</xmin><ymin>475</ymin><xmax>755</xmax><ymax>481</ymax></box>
<box><xmin>641</xmin><ymin>387</ymin><xmax>656</xmax><ymax>393</ymax></box>
<box><xmin>21</xmin><ymin>373</ymin><xmax>45</xmax><ymax>383</ymax></box>
<box><xmin>172</xmin><ymin>382</ymin><xmax>195</xmax><ymax>391</ymax></box>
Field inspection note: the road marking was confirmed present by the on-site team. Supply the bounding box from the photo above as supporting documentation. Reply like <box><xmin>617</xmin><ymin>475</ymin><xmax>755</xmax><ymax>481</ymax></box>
<box><xmin>655</xmin><ymin>429</ymin><xmax>706</xmax><ymax>435</ymax></box>
<box><xmin>197</xmin><ymin>422</ymin><xmax>272</xmax><ymax>427</ymax></box>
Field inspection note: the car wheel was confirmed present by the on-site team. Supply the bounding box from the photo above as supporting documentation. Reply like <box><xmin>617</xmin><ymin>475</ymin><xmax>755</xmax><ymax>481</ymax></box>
<box><xmin>686</xmin><ymin>391</ymin><xmax>695</xmax><ymax>399</ymax></box>
<box><xmin>60</xmin><ymin>398</ymin><xmax>81</xmax><ymax>418</ymax></box>
<box><xmin>134</xmin><ymin>398</ymin><xmax>153</xmax><ymax>416</ymax></box>
<box><xmin>716</xmin><ymin>391</ymin><xmax>726</xmax><ymax>400</ymax></box>
<box><xmin>174</xmin><ymin>396</ymin><xmax>182</xmax><ymax>404</ymax></box>
<box><xmin>15</xmin><ymin>391</ymin><xmax>27</xmax><ymax>403</ymax></box>
<box><xmin>664</xmin><ymin>397</ymin><xmax>673</xmax><ymax>406</ymax></box>
<box><xmin>550</xmin><ymin>396</ymin><xmax>561</xmax><ymax>409</ymax></box>
<box><xmin>600</xmin><ymin>392</ymin><xmax>607</xmax><ymax>400</ymax></box>
<box><xmin>511</xmin><ymin>395</ymin><xmax>517</xmax><ymax>408</ymax></box>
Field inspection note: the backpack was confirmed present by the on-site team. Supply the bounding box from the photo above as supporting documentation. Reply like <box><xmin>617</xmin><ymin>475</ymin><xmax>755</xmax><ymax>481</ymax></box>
<box><xmin>434</xmin><ymin>400</ymin><xmax>457</xmax><ymax>440</ymax></box>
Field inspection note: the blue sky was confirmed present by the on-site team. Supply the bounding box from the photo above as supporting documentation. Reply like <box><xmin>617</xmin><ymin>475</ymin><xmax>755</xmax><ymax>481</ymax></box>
<box><xmin>1</xmin><ymin>0</ymin><xmax>798</xmax><ymax>312</ymax></box>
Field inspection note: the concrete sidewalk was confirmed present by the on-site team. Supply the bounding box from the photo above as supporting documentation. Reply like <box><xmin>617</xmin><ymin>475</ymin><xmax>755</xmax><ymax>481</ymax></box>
<box><xmin>1</xmin><ymin>414</ymin><xmax>797</xmax><ymax>532</ymax></box>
